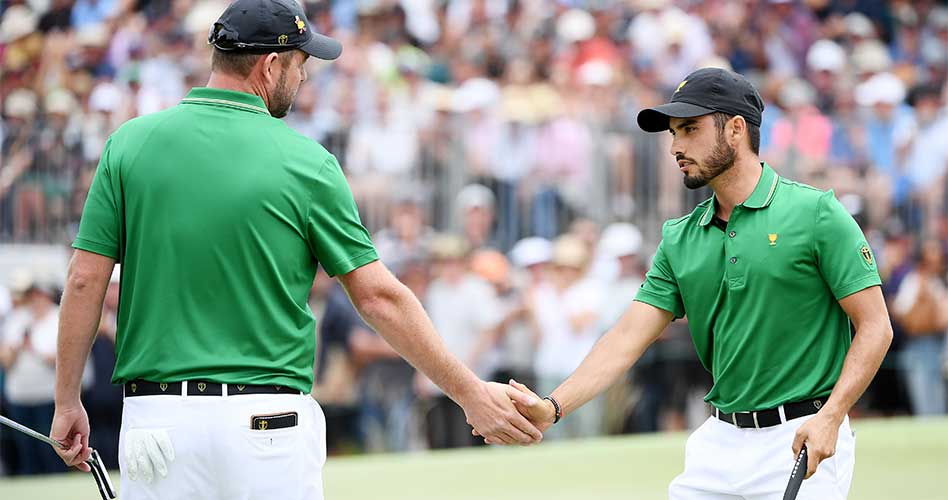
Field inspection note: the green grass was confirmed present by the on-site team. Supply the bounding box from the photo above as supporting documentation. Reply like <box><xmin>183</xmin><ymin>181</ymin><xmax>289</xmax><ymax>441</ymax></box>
<box><xmin>2</xmin><ymin>417</ymin><xmax>946</xmax><ymax>499</ymax></box>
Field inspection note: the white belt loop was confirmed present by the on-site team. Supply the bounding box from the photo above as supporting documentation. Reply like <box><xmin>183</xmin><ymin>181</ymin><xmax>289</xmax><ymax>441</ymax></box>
<box><xmin>752</xmin><ymin>412</ymin><xmax>760</xmax><ymax>429</ymax></box>
<box><xmin>732</xmin><ymin>413</ymin><xmax>738</xmax><ymax>426</ymax></box>
<box><xmin>181</xmin><ymin>381</ymin><xmax>188</xmax><ymax>397</ymax></box>
<box><xmin>778</xmin><ymin>404</ymin><xmax>787</xmax><ymax>423</ymax></box>
<box><xmin>222</xmin><ymin>383</ymin><xmax>228</xmax><ymax>398</ymax></box>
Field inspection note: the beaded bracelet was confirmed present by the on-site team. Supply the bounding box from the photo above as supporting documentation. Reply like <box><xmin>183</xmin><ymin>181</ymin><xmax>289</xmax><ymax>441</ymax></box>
<box><xmin>543</xmin><ymin>396</ymin><xmax>562</xmax><ymax>424</ymax></box>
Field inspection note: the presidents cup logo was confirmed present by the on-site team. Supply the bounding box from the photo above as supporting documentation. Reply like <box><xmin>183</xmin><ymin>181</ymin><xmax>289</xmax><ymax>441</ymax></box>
<box><xmin>159</xmin><ymin>383</ymin><xmax>168</xmax><ymax>392</ymax></box>
<box><xmin>277</xmin><ymin>34</ymin><xmax>288</xmax><ymax>45</ymax></box>
<box><xmin>860</xmin><ymin>245</ymin><xmax>873</xmax><ymax>266</ymax></box>
<box><xmin>197</xmin><ymin>382</ymin><xmax>207</xmax><ymax>393</ymax></box>
<box><xmin>237</xmin><ymin>385</ymin><xmax>246</xmax><ymax>392</ymax></box>
<box><xmin>258</xmin><ymin>420</ymin><xmax>268</xmax><ymax>430</ymax></box>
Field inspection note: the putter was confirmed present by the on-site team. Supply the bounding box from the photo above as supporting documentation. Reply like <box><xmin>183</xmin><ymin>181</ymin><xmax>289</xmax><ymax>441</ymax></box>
<box><xmin>0</xmin><ymin>414</ymin><xmax>117</xmax><ymax>499</ymax></box>
<box><xmin>783</xmin><ymin>444</ymin><xmax>808</xmax><ymax>500</ymax></box>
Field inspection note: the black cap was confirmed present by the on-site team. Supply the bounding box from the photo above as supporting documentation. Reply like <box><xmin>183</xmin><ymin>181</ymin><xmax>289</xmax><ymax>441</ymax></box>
<box><xmin>637</xmin><ymin>68</ymin><xmax>764</xmax><ymax>132</ymax></box>
<box><xmin>208</xmin><ymin>0</ymin><xmax>341</xmax><ymax>60</ymax></box>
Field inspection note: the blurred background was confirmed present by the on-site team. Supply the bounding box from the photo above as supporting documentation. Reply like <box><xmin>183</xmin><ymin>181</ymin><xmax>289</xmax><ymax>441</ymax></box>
<box><xmin>1</xmin><ymin>0</ymin><xmax>947</xmax><ymax>481</ymax></box>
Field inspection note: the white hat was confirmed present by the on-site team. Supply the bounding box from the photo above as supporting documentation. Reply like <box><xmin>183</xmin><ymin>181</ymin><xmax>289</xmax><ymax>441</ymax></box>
<box><xmin>452</xmin><ymin>77</ymin><xmax>500</xmax><ymax>113</ymax></box>
<box><xmin>89</xmin><ymin>82</ymin><xmax>123</xmax><ymax>113</ymax></box>
<box><xmin>45</xmin><ymin>88</ymin><xmax>77</xmax><ymax>115</ymax></box>
<box><xmin>851</xmin><ymin>40</ymin><xmax>892</xmax><ymax>74</ymax></box>
<box><xmin>556</xmin><ymin>9</ymin><xmax>595</xmax><ymax>43</ymax></box>
<box><xmin>599</xmin><ymin>223</ymin><xmax>643</xmax><ymax>259</ymax></box>
<box><xmin>0</xmin><ymin>5</ymin><xmax>37</xmax><ymax>43</ymax></box>
<box><xmin>844</xmin><ymin>12</ymin><xmax>875</xmax><ymax>38</ymax></box>
<box><xmin>779</xmin><ymin>78</ymin><xmax>816</xmax><ymax>108</ymax></box>
<box><xmin>456</xmin><ymin>184</ymin><xmax>495</xmax><ymax>211</ymax></box>
<box><xmin>577</xmin><ymin>60</ymin><xmax>614</xmax><ymax>87</ymax></box>
<box><xmin>510</xmin><ymin>237</ymin><xmax>553</xmax><ymax>268</ymax></box>
<box><xmin>4</xmin><ymin>88</ymin><xmax>38</xmax><ymax>119</ymax></box>
<box><xmin>76</xmin><ymin>23</ymin><xmax>110</xmax><ymax>47</ymax></box>
<box><xmin>855</xmin><ymin>72</ymin><xmax>906</xmax><ymax>106</ymax></box>
<box><xmin>806</xmin><ymin>39</ymin><xmax>846</xmax><ymax>73</ymax></box>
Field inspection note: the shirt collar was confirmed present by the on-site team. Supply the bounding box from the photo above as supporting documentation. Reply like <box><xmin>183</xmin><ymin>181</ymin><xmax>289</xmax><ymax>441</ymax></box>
<box><xmin>180</xmin><ymin>87</ymin><xmax>270</xmax><ymax>115</ymax></box>
<box><xmin>698</xmin><ymin>163</ymin><xmax>780</xmax><ymax>227</ymax></box>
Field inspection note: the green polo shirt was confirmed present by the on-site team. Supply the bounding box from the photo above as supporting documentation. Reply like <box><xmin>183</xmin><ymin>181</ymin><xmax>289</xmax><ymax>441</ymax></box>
<box><xmin>74</xmin><ymin>87</ymin><xmax>378</xmax><ymax>393</ymax></box>
<box><xmin>634</xmin><ymin>163</ymin><xmax>880</xmax><ymax>413</ymax></box>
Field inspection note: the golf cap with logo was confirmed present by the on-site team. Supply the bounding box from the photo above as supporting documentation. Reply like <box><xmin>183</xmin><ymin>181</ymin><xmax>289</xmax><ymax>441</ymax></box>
<box><xmin>208</xmin><ymin>0</ymin><xmax>341</xmax><ymax>60</ymax></box>
<box><xmin>637</xmin><ymin>67</ymin><xmax>764</xmax><ymax>132</ymax></box>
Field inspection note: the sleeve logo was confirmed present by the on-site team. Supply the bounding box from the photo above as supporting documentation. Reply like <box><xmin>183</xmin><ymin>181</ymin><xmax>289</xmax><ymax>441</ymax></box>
<box><xmin>860</xmin><ymin>245</ymin><xmax>873</xmax><ymax>266</ymax></box>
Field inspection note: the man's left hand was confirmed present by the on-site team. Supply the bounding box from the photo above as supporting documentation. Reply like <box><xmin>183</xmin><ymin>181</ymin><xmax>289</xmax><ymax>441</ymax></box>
<box><xmin>792</xmin><ymin>412</ymin><xmax>842</xmax><ymax>479</ymax></box>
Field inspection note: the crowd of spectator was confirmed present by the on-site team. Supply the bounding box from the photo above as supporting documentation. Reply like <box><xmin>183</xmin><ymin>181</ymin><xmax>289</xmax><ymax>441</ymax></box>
<box><xmin>2</xmin><ymin>0</ymin><xmax>948</xmax><ymax>475</ymax></box>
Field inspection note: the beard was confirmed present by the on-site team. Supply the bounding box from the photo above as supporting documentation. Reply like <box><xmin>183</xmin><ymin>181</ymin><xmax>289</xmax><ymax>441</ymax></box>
<box><xmin>267</xmin><ymin>70</ymin><xmax>296</xmax><ymax>118</ymax></box>
<box><xmin>682</xmin><ymin>131</ymin><xmax>737</xmax><ymax>190</ymax></box>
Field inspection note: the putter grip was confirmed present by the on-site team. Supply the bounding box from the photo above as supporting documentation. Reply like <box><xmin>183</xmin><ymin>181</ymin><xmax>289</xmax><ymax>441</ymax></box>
<box><xmin>783</xmin><ymin>445</ymin><xmax>808</xmax><ymax>500</ymax></box>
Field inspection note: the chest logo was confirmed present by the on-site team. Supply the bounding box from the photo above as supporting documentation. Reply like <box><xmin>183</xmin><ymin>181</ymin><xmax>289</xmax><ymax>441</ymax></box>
<box><xmin>860</xmin><ymin>245</ymin><xmax>873</xmax><ymax>266</ymax></box>
<box><xmin>768</xmin><ymin>233</ymin><xmax>778</xmax><ymax>246</ymax></box>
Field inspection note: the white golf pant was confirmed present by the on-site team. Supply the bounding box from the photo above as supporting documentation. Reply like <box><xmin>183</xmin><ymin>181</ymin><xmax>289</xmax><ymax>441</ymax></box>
<box><xmin>119</xmin><ymin>389</ymin><xmax>326</xmax><ymax>500</ymax></box>
<box><xmin>669</xmin><ymin>414</ymin><xmax>855</xmax><ymax>500</ymax></box>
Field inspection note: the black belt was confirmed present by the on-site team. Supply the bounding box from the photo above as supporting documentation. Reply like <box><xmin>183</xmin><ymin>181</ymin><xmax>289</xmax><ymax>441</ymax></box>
<box><xmin>715</xmin><ymin>397</ymin><xmax>828</xmax><ymax>429</ymax></box>
<box><xmin>123</xmin><ymin>380</ymin><xmax>301</xmax><ymax>397</ymax></box>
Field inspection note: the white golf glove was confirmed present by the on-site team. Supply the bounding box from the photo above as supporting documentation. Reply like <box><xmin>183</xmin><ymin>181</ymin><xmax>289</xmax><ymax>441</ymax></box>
<box><xmin>124</xmin><ymin>428</ymin><xmax>175</xmax><ymax>483</ymax></box>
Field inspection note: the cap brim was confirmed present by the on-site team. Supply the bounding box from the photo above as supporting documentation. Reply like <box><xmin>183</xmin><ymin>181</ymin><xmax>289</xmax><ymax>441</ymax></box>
<box><xmin>300</xmin><ymin>32</ymin><xmax>342</xmax><ymax>60</ymax></box>
<box><xmin>636</xmin><ymin>101</ymin><xmax>715</xmax><ymax>132</ymax></box>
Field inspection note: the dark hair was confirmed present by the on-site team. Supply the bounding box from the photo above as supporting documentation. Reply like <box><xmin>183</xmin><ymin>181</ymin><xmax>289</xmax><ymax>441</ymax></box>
<box><xmin>210</xmin><ymin>49</ymin><xmax>295</xmax><ymax>77</ymax></box>
<box><xmin>712</xmin><ymin>112</ymin><xmax>760</xmax><ymax>155</ymax></box>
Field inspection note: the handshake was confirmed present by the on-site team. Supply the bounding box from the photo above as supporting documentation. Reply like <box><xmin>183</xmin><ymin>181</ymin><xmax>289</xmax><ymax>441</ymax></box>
<box><xmin>461</xmin><ymin>379</ymin><xmax>557</xmax><ymax>446</ymax></box>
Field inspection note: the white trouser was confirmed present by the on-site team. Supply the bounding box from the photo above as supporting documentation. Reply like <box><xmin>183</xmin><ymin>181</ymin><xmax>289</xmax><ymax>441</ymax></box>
<box><xmin>669</xmin><ymin>414</ymin><xmax>855</xmax><ymax>500</ymax></box>
<box><xmin>119</xmin><ymin>389</ymin><xmax>326</xmax><ymax>500</ymax></box>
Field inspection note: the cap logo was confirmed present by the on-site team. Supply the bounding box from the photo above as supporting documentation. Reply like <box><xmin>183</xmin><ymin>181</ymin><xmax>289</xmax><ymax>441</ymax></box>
<box><xmin>294</xmin><ymin>15</ymin><xmax>306</xmax><ymax>34</ymax></box>
<box><xmin>278</xmin><ymin>34</ymin><xmax>288</xmax><ymax>45</ymax></box>
<box><xmin>675</xmin><ymin>80</ymin><xmax>687</xmax><ymax>93</ymax></box>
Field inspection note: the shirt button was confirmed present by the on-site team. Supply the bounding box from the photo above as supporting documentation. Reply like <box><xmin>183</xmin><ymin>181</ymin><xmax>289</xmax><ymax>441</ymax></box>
<box><xmin>729</xmin><ymin>257</ymin><xmax>738</xmax><ymax>264</ymax></box>
<box><xmin>729</xmin><ymin>231</ymin><xmax>736</xmax><ymax>238</ymax></box>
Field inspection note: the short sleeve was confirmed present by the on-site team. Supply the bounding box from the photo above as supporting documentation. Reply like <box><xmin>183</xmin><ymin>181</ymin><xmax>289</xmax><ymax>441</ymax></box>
<box><xmin>634</xmin><ymin>238</ymin><xmax>685</xmax><ymax>318</ymax></box>
<box><xmin>814</xmin><ymin>191</ymin><xmax>882</xmax><ymax>300</ymax></box>
<box><xmin>307</xmin><ymin>155</ymin><xmax>378</xmax><ymax>277</ymax></box>
<box><xmin>73</xmin><ymin>136</ymin><xmax>121</xmax><ymax>260</ymax></box>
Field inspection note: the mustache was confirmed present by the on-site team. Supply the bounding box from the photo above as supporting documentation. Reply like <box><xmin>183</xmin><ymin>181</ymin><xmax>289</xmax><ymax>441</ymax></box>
<box><xmin>676</xmin><ymin>155</ymin><xmax>696</xmax><ymax>164</ymax></box>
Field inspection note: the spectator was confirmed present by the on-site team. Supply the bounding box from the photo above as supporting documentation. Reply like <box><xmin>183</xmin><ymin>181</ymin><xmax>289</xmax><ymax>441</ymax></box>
<box><xmin>891</xmin><ymin>239</ymin><xmax>948</xmax><ymax>415</ymax></box>
<box><xmin>456</xmin><ymin>183</ymin><xmax>500</xmax><ymax>251</ymax></box>
<box><xmin>418</xmin><ymin>234</ymin><xmax>501</xmax><ymax>449</ymax></box>
<box><xmin>469</xmin><ymin>249</ymin><xmax>539</xmax><ymax>389</ymax></box>
<box><xmin>0</xmin><ymin>275</ymin><xmax>64</xmax><ymax>475</ymax></box>
<box><xmin>531</xmin><ymin>235</ymin><xmax>604</xmax><ymax>440</ymax></box>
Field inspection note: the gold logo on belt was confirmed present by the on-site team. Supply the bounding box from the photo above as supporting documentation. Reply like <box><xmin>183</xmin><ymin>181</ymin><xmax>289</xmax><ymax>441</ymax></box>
<box><xmin>258</xmin><ymin>420</ymin><xmax>268</xmax><ymax>430</ymax></box>
<box><xmin>159</xmin><ymin>383</ymin><xmax>168</xmax><ymax>392</ymax></box>
<box><xmin>198</xmin><ymin>382</ymin><xmax>207</xmax><ymax>392</ymax></box>
<box><xmin>237</xmin><ymin>385</ymin><xmax>246</xmax><ymax>392</ymax></box>
<box><xmin>131</xmin><ymin>383</ymin><xmax>138</xmax><ymax>393</ymax></box>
